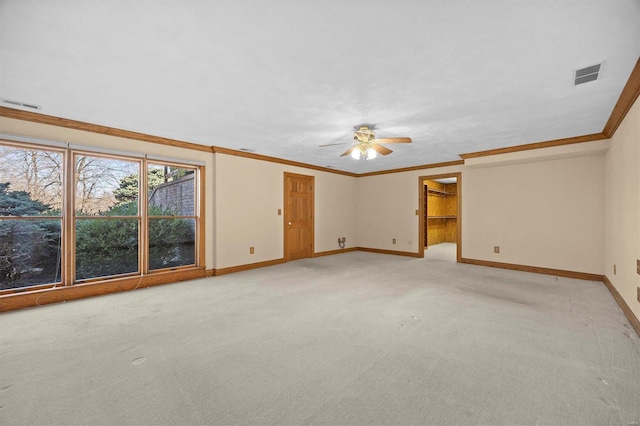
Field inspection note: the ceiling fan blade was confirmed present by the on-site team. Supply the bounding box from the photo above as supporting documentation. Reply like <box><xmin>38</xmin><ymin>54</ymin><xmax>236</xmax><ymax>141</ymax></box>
<box><xmin>340</xmin><ymin>146</ymin><xmax>357</xmax><ymax>157</ymax></box>
<box><xmin>319</xmin><ymin>142</ymin><xmax>348</xmax><ymax>147</ymax></box>
<box><xmin>371</xmin><ymin>144</ymin><xmax>393</xmax><ymax>156</ymax></box>
<box><xmin>373</xmin><ymin>137</ymin><xmax>412</xmax><ymax>144</ymax></box>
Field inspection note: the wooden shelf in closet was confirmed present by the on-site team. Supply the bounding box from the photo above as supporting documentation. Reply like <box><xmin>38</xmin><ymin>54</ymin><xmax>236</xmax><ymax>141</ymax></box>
<box><xmin>424</xmin><ymin>180</ymin><xmax>458</xmax><ymax>246</ymax></box>
<box><xmin>426</xmin><ymin>188</ymin><xmax>457</xmax><ymax>196</ymax></box>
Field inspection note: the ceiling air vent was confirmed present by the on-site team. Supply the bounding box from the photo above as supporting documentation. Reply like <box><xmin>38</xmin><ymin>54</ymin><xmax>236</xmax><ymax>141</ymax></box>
<box><xmin>1</xmin><ymin>98</ymin><xmax>41</xmax><ymax>110</ymax></box>
<box><xmin>574</xmin><ymin>63</ymin><xmax>602</xmax><ymax>86</ymax></box>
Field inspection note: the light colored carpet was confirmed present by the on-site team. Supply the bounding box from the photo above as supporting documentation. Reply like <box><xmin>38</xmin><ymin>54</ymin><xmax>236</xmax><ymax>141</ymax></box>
<box><xmin>1</xmin><ymin>246</ymin><xmax>639</xmax><ymax>425</ymax></box>
<box><xmin>424</xmin><ymin>242</ymin><xmax>457</xmax><ymax>262</ymax></box>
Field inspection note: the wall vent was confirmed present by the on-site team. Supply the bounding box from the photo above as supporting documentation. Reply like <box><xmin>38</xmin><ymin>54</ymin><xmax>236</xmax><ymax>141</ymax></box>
<box><xmin>1</xmin><ymin>98</ymin><xmax>41</xmax><ymax>110</ymax></box>
<box><xmin>574</xmin><ymin>63</ymin><xmax>602</xmax><ymax>85</ymax></box>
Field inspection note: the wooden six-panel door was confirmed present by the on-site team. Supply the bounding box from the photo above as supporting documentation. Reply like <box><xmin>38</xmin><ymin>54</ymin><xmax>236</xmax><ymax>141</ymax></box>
<box><xmin>284</xmin><ymin>173</ymin><xmax>314</xmax><ymax>261</ymax></box>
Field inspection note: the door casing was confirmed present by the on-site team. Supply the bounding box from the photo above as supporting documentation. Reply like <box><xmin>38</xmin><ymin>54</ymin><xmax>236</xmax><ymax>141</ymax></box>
<box><xmin>418</xmin><ymin>172</ymin><xmax>462</xmax><ymax>262</ymax></box>
<box><xmin>284</xmin><ymin>172</ymin><xmax>315</xmax><ymax>261</ymax></box>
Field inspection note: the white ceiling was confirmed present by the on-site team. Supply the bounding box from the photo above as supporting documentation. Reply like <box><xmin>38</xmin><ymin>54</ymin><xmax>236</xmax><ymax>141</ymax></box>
<box><xmin>1</xmin><ymin>1</ymin><xmax>639</xmax><ymax>174</ymax></box>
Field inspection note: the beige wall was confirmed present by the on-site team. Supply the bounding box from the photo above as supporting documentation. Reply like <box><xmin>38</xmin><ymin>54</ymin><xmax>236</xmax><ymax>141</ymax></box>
<box><xmin>0</xmin><ymin>117</ymin><xmax>358</xmax><ymax>272</ymax></box>
<box><xmin>463</xmin><ymin>153</ymin><xmax>605</xmax><ymax>274</ymax></box>
<box><xmin>0</xmin><ymin>117</ymin><xmax>217</xmax><ymax>269</ymax></box>
<box><xmin>604</xmin><ymin>97</ymin><xmax>640</xmax><ymax>320</ymax></box>
<box><xmin>355</xmin><ymin>147</ymin><xmax>606</xmax><ymax>277</ymax></box>
<box><xmin>214</xmin><ymin>154</ymin><xmax>356</xmax><ymax>269</ymax></box>
<box><xmin>2</xmin><ymin>112</ymin><xmax>631</xmax><ymax>293</ymax></box>
<box><xmin>355</xmin><ymin>166</ymin><xmax>462</xmax><ymax>253</ymax></box>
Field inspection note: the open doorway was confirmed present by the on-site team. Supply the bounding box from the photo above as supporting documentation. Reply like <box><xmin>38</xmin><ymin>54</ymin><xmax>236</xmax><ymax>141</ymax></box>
<box><xmin>418</xmin><ymin>173</ymin><xmax>461</xmax><ymax>262</ymax></box>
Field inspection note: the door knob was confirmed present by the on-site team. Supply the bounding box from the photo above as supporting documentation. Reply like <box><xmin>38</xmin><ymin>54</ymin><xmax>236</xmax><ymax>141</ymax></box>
<box><xmin>288</xmin><ymin>222</ymin><xmax>292</xmax><ymax>225</ymax></box>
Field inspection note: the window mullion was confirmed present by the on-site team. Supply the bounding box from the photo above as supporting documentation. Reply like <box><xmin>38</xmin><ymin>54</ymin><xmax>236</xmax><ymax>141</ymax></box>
<box><xmin>65</xmin><ymin>150</ymin><xmax>74</xmax><ymax>285</ymax></box>
<box><xmin>140</xmin><ymin>159</ymin><xmax>148</xmax><ymax>275</ymax></box>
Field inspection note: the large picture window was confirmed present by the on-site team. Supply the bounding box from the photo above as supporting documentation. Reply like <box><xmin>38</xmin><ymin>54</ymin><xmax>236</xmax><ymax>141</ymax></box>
<box><xmin>147</xmin><ymin>163</ymin><xmax>197</xmax><ymax>271</ymax></box>
<box><xmin>74</xmin><ymin>154</ymin><xmax>141</xmax><ymax>281</ymax></box>
<box><xmin>0</xmin><ymin>138</ymin><xmax>202</xmax><ymax>293</ymax></box>
<box><xmin>0</xmin><ymin>144</ymin><xmax>63</xmax><ymax>291</ymax></box>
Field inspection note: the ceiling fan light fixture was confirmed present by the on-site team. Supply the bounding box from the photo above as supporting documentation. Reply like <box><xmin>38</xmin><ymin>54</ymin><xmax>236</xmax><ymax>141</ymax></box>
<box><xmin>351</xmin><ymin>145</ymin><xmax>377</xmax><ymax>160</ymax></box>
<box><xmin>351</xmin><ymin>148</ymin><xmax>360</xmax><ymax>160</ymax></box>
<box><xmin>334</xmin><ymin>124</ymin><xmax>412</xmax><ymax>160</ymax></box>
<box><xmin>366</xmin><ymin>147</ymin><xmax>377</xmax><ymax>160</ymax></box>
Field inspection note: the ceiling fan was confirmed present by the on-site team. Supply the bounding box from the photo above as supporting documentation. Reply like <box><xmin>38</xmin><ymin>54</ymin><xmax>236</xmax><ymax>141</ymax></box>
<box><xmin>320</xmin><ymin>124</ymin><xmax>412</xmax><ymax>160</ymax></box>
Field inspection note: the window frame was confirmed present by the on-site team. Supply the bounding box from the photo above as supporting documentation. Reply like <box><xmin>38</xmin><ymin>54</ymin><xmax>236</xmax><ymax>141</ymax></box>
<box><xmin>0</xmin><ymin>140</ymin><xmax>66</xmax><ymax>294</ymax></box>
<box><xmin>71</xmin><ymin>150</ymin><xmax>143</xmax><ymax>283</ymax></box>
<box><xmin>0</xmin><ymin>138</ymin><xmax>204</xmax><ymax>294</ymax></box>
<box><xmin>146</xmin><ymin>160</ymin><xmax>200</xmax><ymax>273</ymax></box>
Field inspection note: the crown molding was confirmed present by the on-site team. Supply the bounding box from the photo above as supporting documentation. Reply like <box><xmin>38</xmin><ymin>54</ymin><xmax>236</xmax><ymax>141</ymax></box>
<box><xmin>459</xmin><ymin>133</ymin><xmax>608</xmax><ymax>160</ymax></box>
<box><xmin>603</xmin><ymin>57</ymin><xmax>640</xmax><ymax>137</ymax></box>
<box><xmin>211</xmin><ymin>146</ymin><xmax>358</xmax><ymax>177</ymax></box>
<box><xmin>459</xmin><ymin>56</ymin><xmax>640</xmax><ymax>161</ymax></box>
<box><xmin>2</xmin><ymin>57</ymin><xmax>638</xmax><ymax>175</ymax></box>
<box><xmin>0</xmin><ymin>106</ymin><xmax>213</xmax><ymax>153</ymax></box>
<box><xmin>357</xmin><ymin>160</ymin><xmax>464</xmax><ymax>177</ymax></box>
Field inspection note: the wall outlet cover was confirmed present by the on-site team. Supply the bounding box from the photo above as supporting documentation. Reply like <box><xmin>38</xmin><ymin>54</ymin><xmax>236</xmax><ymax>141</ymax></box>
<box><xmin>494</xmin><ymin>246</ymin><xmax>500</xmax><ymax>253</ymax></box>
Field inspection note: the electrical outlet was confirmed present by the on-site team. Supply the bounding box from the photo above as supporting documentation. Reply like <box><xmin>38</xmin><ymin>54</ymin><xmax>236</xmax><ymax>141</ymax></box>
<box><xmin>277</xmin><ymin>209</ymin><xmax>281</xmax><ymax>216</ymax></box>
<box><xmin>393</xmin><ymin>238</ymin><xmax>396</xmax><ymax>244</ymax></box>
<box><xmin>494</xmin><ymin>246</ymin><xmax>500</xmax><ymax>254</ymax></box>
<box><xmin>341</xmin><ymin>237</ymin><xmax>346</xmax><ymax>243</ymax></box>
<box><xmin>250</xmin><ymin>247</ymin><xmax>254</xmax><ymax>254</ymax></box>
<box><xmin>614</xmin><ymin>264</ymin><xmax>617</xmax><ymax>275</ymax></box>
<box><xmin>637</xmin><ymin>259</ymin><xmax>640</xmax><ymax>275</ymax></box>
<box><xmin>637</xmin><ymin>287</ymin><xmax>640</xmax><ymax>303</ymax></box>
<box><xmin>408</xmin><ymin>240</ymin><xmax>412</xmax><ymax>245</ymax></box>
